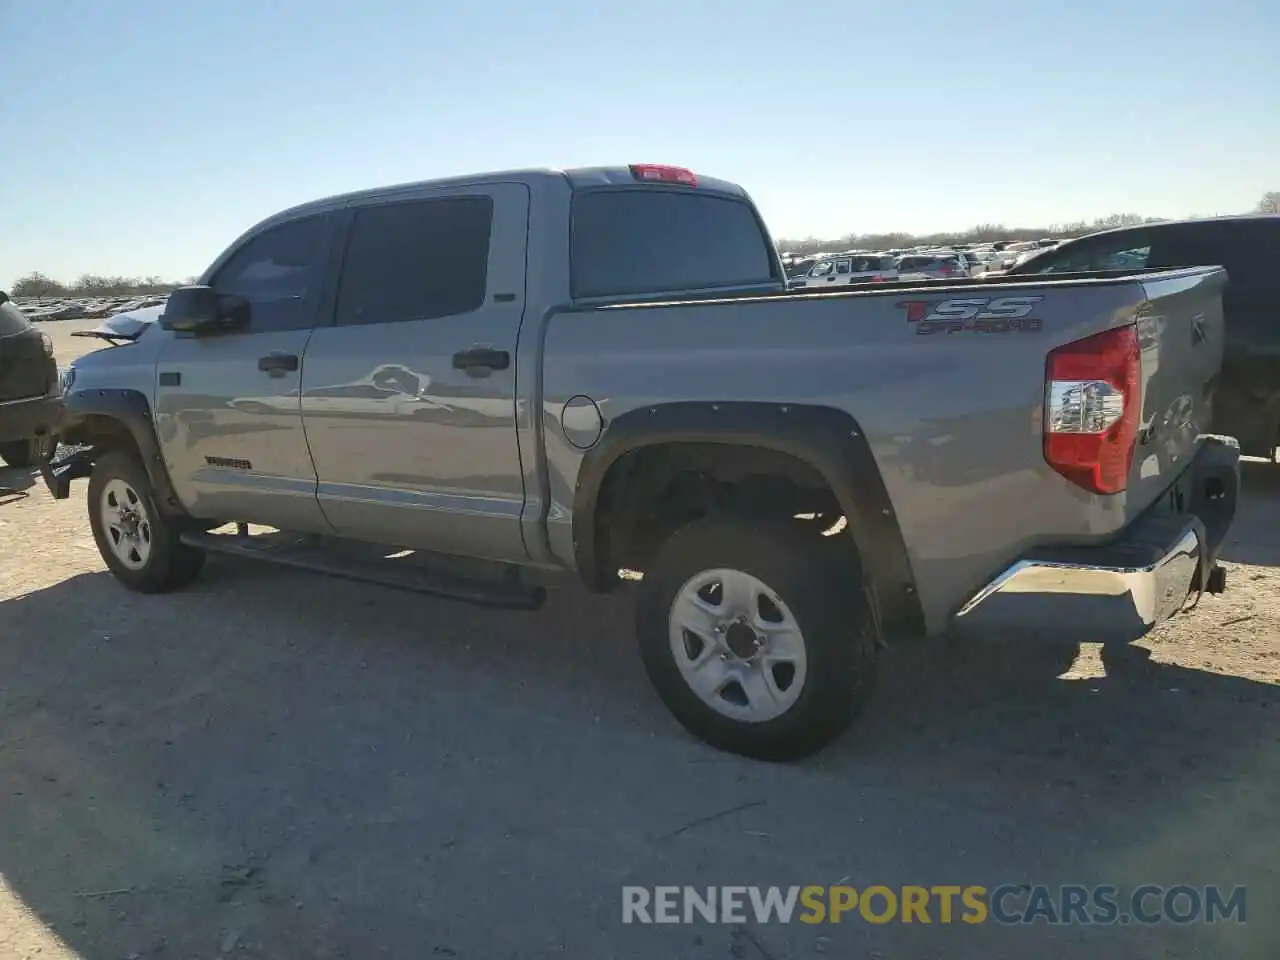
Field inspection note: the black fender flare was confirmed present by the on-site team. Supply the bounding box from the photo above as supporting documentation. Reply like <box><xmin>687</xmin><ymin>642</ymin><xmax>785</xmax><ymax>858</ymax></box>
<box><xmin>56</xmin><ymin>388</ymin><xmax>184</xmax><ymax>516</ymax></box>
<box><xmin>572</xmin><ymin>401</ymin><xmax>921</xmax><ymax>630</ymax></box>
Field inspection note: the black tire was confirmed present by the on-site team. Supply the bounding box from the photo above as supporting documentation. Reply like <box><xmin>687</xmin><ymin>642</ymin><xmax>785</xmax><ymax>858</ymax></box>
<box><xmin>1</xmin><ymin>439</ymin><xmax>37</xmax><ymax>468</ymax></box>
<box><xmin>636</xmin><ymin>518</ymin><xmax>878</xmax><ymax>762</ymax></box>
<box><xmin>0</xmin><ymin>435</ymin><xmax>56</xmax><ymax>468</ymax></box>
<box><xmin>87</xmin><ymin>450</ymin><xmax>205</xmax><ymax>593</ymax></box>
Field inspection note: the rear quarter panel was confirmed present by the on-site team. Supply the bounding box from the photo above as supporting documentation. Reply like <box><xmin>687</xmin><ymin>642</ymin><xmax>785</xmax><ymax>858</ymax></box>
<box><xmin>539</xmin><ymin>269</ymin><xmax>1225</xmax><ymax>634</ymax></box>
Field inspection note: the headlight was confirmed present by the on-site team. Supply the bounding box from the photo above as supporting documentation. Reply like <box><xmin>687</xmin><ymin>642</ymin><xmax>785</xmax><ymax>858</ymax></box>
<box><xmin>59</xmin><ymin>365</ymin><xmax>76</xmax><ymax>395</ymax></box>
<box><xmin>40</xmin><ymin>332</ymin><xmax>54</xmax><ymax>356</ymax></box>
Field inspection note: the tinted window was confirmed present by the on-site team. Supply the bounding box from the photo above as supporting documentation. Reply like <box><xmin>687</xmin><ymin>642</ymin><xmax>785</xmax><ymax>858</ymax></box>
<box><xmin>1215</xmin><ymin>232</ymin><xmax>1279</xmax><ymax>299</ymax></box>
<box><xmin>1027</xmin><ymin>237</ymin><xmax>1151</xmax><ymax>274</ymax></box>
<box><xmin>571</xmin><ymin>190</ymin><xmax>775</xmax><ymax>298</ymax></box>
<box><xmin>834</xmin><ymin>259</ymin><xmax>852</xmax><ymax>275</ymax></box>
<box><xmin>335</xmin><ymin>197</ymin><xmax>492</xmax><ymax>326</ymax></box>
<box><xmin>211</xmin><ymin>215</ymin><xmax>330</xmax><ymax>331</ymax></box>
<box><xmin>1150</xmin><ymin>221</ymin><xmax>1280</xmax><ymax>301</ymax></box>
<box><xmin>0</xmin><ymin>299</ymin><xmax>31</xmax><ymax>336</ymax></box>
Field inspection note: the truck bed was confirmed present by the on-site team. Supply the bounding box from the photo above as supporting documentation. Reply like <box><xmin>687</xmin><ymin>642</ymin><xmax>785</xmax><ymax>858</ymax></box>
<box><xmin>540</xmin><ymin>266</ymin><xmax>1228</xmax><ymax>635</ymax></box>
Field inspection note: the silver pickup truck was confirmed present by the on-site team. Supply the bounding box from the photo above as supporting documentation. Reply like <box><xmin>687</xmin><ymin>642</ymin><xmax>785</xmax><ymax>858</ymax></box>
<box><xmin>43</xmin><ymin>164</ymin><xmax>1241</xmax><ymax>760</ymax></box>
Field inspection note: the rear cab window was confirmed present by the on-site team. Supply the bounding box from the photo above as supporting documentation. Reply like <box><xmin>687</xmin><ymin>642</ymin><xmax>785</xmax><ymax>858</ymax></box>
<box><xmin>570</xmin><ymin>189</ymin><xmax>777</xmax><ymax>299</ymax></box>
<box><xmin>898</xmin><ymin>256</ymin><xmax>936</xmax><ymax>269</ymax></box>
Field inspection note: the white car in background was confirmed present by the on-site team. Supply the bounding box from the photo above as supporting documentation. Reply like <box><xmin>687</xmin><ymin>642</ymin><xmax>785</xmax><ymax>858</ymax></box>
<box><xmin>790</xmin><ymin>253</ymin><xmax>899</xmax><ymax>289</ymax></box>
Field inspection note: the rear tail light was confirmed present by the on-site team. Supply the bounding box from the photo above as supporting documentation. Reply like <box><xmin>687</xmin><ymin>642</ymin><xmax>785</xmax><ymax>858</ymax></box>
<box><xmin>1043</xmin><ymin>324</ymin><xmax>1141</xmax><ymax>494</ymax></box>
<box><xmin>629</xmin><ymin>164</ymin><xmax>697</xmax><ymax>187</ymax></box>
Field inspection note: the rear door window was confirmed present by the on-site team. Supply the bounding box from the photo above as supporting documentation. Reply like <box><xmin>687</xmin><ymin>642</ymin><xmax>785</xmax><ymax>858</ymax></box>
<box><xmin>334</xmin><ymin>196</ymin><xmax>493</xmax><ymax>326</ymax></box>
<box><xmin>571</xmin><ymin>190</ymin><xmax>776</xmax><ymax>298</ymax></box>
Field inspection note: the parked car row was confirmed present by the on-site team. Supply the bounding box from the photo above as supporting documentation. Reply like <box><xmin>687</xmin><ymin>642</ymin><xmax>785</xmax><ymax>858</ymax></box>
<box><xmin>784</xmin><ymin>238</ymin><xmax>1062</xmax><ymax>288</ymax></box>
<box><xmin>13</xmin><ymin>294</ymin><xmax>167</xmax><ymax>323</ymax></box>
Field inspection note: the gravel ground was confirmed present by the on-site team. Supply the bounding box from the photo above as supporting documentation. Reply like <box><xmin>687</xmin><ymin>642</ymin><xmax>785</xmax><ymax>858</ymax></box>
<box><xmin>1</xmin><ymin>321</ymin><xmax>1277</xmax><ymax>959</ymax></box>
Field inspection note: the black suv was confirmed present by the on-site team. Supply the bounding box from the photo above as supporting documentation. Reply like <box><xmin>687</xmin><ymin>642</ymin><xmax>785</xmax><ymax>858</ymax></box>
<box><xmin>1008</xmin><ymin>215</ymin><xmax>1280</xmax><ymax>461</ymax></box>
<box><xmin>0</xmin><ymin>291</ymin><xmax>60</xmax><ymax>467</ymax></box>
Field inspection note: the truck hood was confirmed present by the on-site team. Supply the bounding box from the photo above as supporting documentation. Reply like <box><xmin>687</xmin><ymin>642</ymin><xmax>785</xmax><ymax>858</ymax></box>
<box><xmin>69</xmin><ymin>305</ymin><xmax>163</xmax><ymax>345</ymax></box>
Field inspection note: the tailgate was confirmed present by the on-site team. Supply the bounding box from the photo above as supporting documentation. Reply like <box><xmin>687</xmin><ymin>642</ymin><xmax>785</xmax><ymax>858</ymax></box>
<box><xmin>1125</xmin><ymin>267</ymin><xmax>1228</xmax><ymax>510</ymax></box>
<box><xmin>0</xmin><ymin>300</ymin><xmax>55</xmax><ymax>402</ymax></box>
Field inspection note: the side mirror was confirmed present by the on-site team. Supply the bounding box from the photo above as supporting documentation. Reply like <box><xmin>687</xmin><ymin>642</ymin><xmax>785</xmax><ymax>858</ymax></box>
<box><xmin>160</xmin><ymin>285</ymin><xmax>249</xmax><ymax>335</ymax></box>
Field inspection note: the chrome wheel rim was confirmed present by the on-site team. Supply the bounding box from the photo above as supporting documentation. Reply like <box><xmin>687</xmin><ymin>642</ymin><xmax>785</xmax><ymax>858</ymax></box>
<box><xmin>100</xmin><ymin>478</ymin><xmax>153</xmax><ymax>570</ymax></box>
<box><xmin>668</xmin><ymin>568</ymin><xmax>808</xmax><ymax>723</ymax></box>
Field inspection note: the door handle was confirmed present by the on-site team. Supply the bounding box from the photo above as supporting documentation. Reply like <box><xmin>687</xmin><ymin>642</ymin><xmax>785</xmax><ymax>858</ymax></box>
<box><xmin>257</xmin><ymin>352</ymin><xmax>299</xmax><ymax>373</ymax></box>
<box><xmin>452</xmin><ymin>346</ymin><xmax>510</xmax><ymax>373</ymax></box>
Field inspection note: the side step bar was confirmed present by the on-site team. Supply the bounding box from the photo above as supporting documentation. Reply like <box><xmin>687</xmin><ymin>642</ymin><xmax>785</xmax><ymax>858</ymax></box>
<box><xmin>178</xmin><ymin>530</ymin><xmax>547</xmax><ymax>611</ymax></box>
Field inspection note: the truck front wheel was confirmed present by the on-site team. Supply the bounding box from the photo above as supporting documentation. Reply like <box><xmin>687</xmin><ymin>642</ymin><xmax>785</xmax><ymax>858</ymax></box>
<box><xmin>636</xmin><ymin>518</ymin><xmax>877</xmax><ymax>761</ymax></box>
<box><xmin>88</xmin><ymin>451</ymin><xmax>205</xmax><ymax>593</ymax></box>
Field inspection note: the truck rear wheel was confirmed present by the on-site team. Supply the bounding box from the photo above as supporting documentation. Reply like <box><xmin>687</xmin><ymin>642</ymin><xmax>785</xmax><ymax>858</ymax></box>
<box><xmin>636</xmin><ymin>518</ymin><xmax>877</xmax><ymax>761</ymax></box>
<box><xmin>87</xmin><ymin>451</ymin><xmax>205</xmax><ymax>593</ymax></box>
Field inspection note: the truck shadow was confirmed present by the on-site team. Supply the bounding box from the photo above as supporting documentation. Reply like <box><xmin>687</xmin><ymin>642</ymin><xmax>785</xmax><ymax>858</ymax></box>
<box><xmin>0</xmin><ymin>565</ymin><xmax>1276</xmax><ymax>957</ymax></box>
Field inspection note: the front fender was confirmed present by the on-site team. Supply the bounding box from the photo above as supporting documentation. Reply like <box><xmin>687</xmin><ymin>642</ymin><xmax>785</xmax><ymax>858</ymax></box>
<box><xmin>572</xmin><ymin>401</ymin><xmax>921</xmax><ymax>630</ymax></box>
<box><xmin>49</xmin><ymin>388</ymin><xmax>184</xmax><ymax>515</ymax></box>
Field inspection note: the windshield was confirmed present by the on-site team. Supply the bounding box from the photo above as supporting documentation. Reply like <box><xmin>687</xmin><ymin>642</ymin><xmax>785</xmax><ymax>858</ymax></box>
<box><xmin>571</xmin><ymin>189</ymin><xmax>776</xmax><ymax>297</ymax></box>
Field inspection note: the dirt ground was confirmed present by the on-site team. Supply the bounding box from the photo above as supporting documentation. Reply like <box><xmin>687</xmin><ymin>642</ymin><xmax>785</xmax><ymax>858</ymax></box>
<box><xmin>1</xmin><ymin>320</ymin><xmax>1277</xmax><ymax>959</ymax></box>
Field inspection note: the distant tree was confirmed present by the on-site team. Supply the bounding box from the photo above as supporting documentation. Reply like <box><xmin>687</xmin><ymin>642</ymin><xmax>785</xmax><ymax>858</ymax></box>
<box><xmin>1092</xmin><ymin>213</ymin><xmax>1149</xmax><ymax>229</ymax></box>
<box><xmin>10</xmin><ymin>271</ymin><xmax>67</xmax><ymax>298</ymax></box>
<box><xmin>1256</xmin><ymin>191</ymin><xmax>1280</xmax><ymax>214</ymax></box>
<box><xmin>7</xmin><ymin>272</ymin><xmax>182</xmax><ymax>298</ymax></box>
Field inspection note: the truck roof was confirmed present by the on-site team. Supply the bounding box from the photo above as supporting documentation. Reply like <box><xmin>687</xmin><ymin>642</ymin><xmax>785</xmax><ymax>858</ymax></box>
<box><xmin>1079</xmin><ymin>212</ymin><xmax>1280</xmax><ymax>241</ymax></box>
<box><xmin>258</xmin><ymin>166</ymin><xmax>750</xmax><ymax>228</ymax></box>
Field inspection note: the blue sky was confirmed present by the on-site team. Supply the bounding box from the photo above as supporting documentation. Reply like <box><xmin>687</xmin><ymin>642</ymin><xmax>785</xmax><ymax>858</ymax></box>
<box><xmin>2</xmin><ymin>0</ymin><xmax>1276</xmax><ymax>284</ymax></box>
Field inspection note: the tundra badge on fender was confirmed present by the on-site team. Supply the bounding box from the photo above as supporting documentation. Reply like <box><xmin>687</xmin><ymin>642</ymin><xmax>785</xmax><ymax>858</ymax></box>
<box><xmin>898</xmin><ymin>296</ymin><xmax>1045</xmax><ymax>335</ymax></box>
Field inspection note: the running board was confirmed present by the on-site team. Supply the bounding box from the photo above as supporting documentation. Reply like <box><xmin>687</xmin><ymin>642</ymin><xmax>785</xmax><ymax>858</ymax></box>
<box><xmin>178</xmin><ymin>530</ymin><xmax>547</xmax><ymax>611</ymax></box>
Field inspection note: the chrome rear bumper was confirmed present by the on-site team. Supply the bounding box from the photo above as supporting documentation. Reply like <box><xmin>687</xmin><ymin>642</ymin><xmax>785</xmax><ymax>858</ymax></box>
<box><xmin>953</xmin><ymin>436</ymin><xmax>1239</xmax><ymax>643</ymax></box>
<box><xmin>956</xmin><ymin>519</ymin><xmax>1204</xmax><ymax>628</ymax></box>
